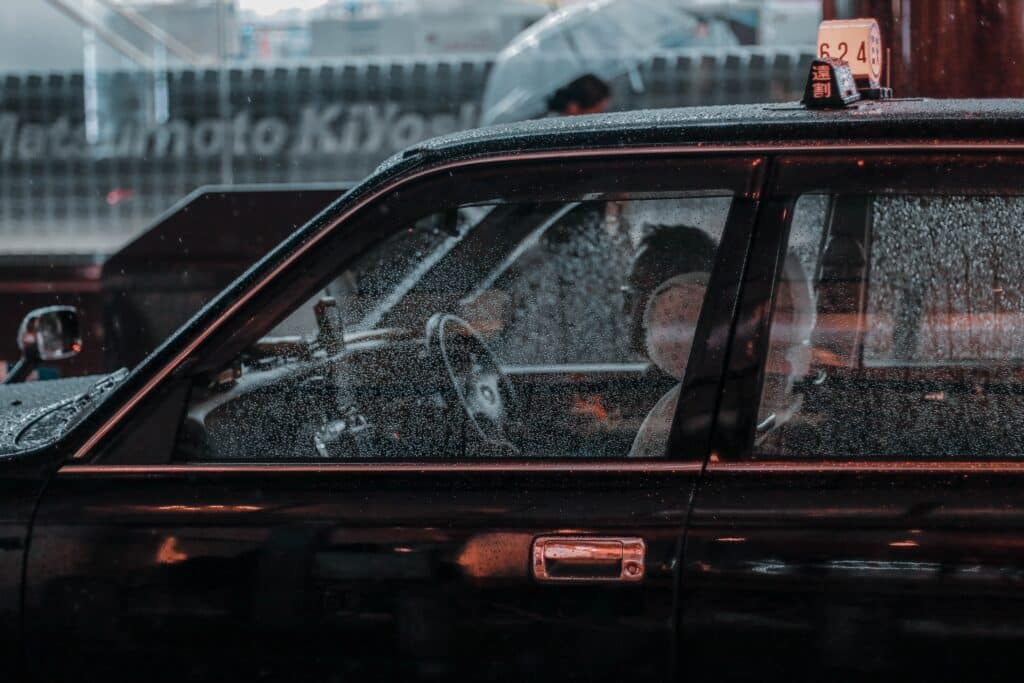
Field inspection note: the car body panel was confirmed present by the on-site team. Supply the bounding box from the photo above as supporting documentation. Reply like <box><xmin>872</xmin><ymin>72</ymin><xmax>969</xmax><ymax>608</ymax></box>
<box><xmin>25</xmin><ymin>464</ymin><xmax>696</xmax><ymax>681</ymax></box>
<box><xmin>680</xmin><ymin>149</ymin><xmax>1024</xmax><ymax>680</ymax></box>
<box><xmin>683</xmin><ymin>463</ymin><xmax>1024</xmax><ymax>680</ymax></box>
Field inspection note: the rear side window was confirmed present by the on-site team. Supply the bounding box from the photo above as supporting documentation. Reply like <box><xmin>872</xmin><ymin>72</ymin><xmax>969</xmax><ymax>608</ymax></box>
<box><xmin>756</xmin><ymin>193</ymin><xmax>1024</xmax><ymax>459</ymax></box>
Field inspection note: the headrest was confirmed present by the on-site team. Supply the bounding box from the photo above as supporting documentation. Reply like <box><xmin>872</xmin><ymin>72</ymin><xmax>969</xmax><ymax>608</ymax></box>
<box><xmin>772</xmin><ymin>253</ymin><xmax>816</xmax><ymax>348</ymax></box>
<box><xmin>643</xmin><ymin>271</ymin><xmax>710</xmax><ymax>380</ymax></box>
<box><xmin>760</xmin><ymin>253</ymin><xmax>817</xmax><ymax>421</ymax></box>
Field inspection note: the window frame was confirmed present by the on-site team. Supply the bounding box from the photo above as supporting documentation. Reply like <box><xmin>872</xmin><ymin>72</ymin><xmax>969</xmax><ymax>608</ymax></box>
<box><xmin>719</xmin><ymin>150</ymin><xmax>1024</xmax><ymax>463</ymax></box>
<box><xmin>86</xmin><ymin>149</ymin><xmax>766</xmax><ymax>466</ymax></box>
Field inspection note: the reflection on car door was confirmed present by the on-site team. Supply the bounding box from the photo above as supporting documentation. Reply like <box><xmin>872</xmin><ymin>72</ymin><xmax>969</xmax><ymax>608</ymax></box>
<box><xmin>27</xmin><ymin>465</ymin><xmax>694</xmax><ymax>681</ymax></box>
<box><xmin>23</xmin><ymin>154</ymin><xmax>762</xmax><ymax>682</ymax></box>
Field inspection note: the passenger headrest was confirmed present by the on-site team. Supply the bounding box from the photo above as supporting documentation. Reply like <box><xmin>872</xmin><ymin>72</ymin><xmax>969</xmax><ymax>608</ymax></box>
<box><xmin>760</xmin><ymin>253</ymin><xmax>817</xmax><ymax>421</ymax></box>
<box><xmin>643</xmin><ymin>271</ymin><xmax>710</xmax><ymax>380</ymax></box>
<box><xmin>766</xmin><ymin>253</ymin><xmax>817</xmax><ymax>374</ymax></box>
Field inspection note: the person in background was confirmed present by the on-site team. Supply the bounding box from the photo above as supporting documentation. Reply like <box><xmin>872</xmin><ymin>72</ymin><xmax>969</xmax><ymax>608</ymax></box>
<box><xmin>546</xmin><ymin>74</ymin><xmax>611</xmax><ymax>116</ymax></box>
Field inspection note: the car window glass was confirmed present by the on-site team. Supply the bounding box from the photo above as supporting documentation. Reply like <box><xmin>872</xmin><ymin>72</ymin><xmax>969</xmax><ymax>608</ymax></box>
<box><xmin>475</xmin><ymin>197</ymin><xmax>730</xmax><ymax>365</ymax></box>
<box><xmin>175</xmin><ymin>194</ymin><xmax>730</xmax><ymax>461</ymax></box>
<box><xmin>267</xmin><ymin>207</ymin><xmax>490</xmax><ymax>337</ymax></box>
<box><xmin>756</xmin><ymin>193</ymin><xmax>1024</xmax><ymax>459</ymax></box>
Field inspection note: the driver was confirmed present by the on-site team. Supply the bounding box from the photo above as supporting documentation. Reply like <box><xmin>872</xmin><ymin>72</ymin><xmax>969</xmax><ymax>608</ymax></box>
<box><xmin>625</xmin><ymin>225</ymin><xmax>716</xmax><ymax>354</ymax></box>
<box><xmin>628</xmin><ymin>250</ymin><xmax>815</xmax><ymax>458</ymax></box>
<box><xmin>628</xmin><ymin>271</ymin><xmax>709</xmax><ymax>458</ymax></box>
<box><xmin>624</xmin><ymin>224</ymin><xmax>715</xmax><ymax>459</ymax></box>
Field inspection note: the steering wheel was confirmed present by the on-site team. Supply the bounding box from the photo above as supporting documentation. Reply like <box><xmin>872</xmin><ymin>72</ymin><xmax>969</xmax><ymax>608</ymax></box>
<box><xmin>425</xmin><ymin>313</ymin><xmax>520</xmax><ymax>453</ymax></box>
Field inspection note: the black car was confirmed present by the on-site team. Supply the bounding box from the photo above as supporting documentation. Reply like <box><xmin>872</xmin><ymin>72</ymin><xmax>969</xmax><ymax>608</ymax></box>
<box><xmin>4</xmin><ymin>97</ymin><xmax>1024</xmax><ymax>681</ymax></box>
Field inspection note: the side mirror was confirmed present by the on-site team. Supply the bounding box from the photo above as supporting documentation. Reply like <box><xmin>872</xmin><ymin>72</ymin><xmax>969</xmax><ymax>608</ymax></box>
<box><xmin>3</xmin><ymin>306</ymin><xmax>82</xmax><ymax>384</ymax></box>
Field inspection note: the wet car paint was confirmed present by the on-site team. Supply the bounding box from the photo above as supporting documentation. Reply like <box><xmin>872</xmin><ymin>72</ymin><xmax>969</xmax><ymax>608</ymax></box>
<box><xmin>25</xmin><ymin>464</ymin><xmax>695</xmax><ymax>681</ymax></box>
<box><xmin>683</xmin><ymin>464</ymin><xmax>1024</xmax><ymax>680</ymax></box>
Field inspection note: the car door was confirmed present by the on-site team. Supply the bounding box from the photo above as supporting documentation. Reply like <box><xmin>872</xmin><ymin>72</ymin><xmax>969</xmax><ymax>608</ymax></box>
<box><xmin>24</xmin><ymin>152</ymin><xmax>763</xmax><ymax>682</ymax></box>
<box><xmin>682</xmin><ymin>151</ymin><xmax>1024</xmax><ymax>680</ymax></box>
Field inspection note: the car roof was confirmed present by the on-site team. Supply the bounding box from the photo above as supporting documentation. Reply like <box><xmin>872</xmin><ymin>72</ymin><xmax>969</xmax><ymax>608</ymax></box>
<box><xmin>386</xmin><ymin>99</ymin><xmax>1024</xmax><ymax>172</ymax></box>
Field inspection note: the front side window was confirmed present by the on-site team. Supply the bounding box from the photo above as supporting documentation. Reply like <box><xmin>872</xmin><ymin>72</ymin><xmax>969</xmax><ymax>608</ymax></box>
<box><xmin>756</xmin><ymin>192</ymin><xmax>1024</xmax><ymax>459</ymax></box>
<box><xmin>175</xmin><ymin>192</ymin><xmax>732</xmax><ymax>461</ymax></box>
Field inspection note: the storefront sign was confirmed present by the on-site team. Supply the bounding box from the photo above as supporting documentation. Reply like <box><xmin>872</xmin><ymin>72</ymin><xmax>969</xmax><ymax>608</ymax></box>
<box><xmin>0</xmin><ymin>102</ymin><xmax>478</xmax><ymax>162</ymax></box>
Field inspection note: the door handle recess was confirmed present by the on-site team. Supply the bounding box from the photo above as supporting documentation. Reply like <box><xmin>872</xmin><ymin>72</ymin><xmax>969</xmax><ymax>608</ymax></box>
<box><xmin>532</xmin><ymin>536</ymin><xmax>645</xmax><ymax>583</ymax></box>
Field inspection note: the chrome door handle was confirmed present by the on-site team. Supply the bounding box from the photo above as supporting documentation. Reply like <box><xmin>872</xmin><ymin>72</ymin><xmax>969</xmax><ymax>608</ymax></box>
<box><xmin>532</xmin><ymin>536</ymin><xmax>645</xmax><ymax>583</ymax></box>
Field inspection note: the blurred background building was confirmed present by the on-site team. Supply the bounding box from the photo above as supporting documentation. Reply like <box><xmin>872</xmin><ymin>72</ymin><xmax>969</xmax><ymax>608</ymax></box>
<box><xmin>0</xmin><ymin>0</ymin><xmax>821</xmax><ymax>254</ymax></box>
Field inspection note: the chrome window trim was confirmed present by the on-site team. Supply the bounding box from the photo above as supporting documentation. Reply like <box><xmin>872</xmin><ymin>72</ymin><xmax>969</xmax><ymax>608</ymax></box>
<box><xmin>70</xmin><ymin>140</ymin><xmax>1024</xmax><ymax>464</ymax></box>
<box><xmin>58</xmin><ymin>460</ymin><xmax>1024</xmax><ymax>475</ymax></box>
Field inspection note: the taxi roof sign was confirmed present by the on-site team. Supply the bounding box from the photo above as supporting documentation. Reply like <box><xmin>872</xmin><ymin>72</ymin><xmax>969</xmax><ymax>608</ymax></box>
<box><xmin>802</xmin><ymin>58</ymin><xmax>861</xmax><ymax>109</ymax></box>
<box><xmin>817</xmin><ymin>18</ymin><xmax>883</xmax><ymax>88</ymax></box>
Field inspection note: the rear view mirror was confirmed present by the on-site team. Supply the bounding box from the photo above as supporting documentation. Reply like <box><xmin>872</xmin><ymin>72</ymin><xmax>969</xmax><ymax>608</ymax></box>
<box><xmin>3</xmin><ymin>306</ymin><xmax>82</xmax><ymax>384</ymax></box>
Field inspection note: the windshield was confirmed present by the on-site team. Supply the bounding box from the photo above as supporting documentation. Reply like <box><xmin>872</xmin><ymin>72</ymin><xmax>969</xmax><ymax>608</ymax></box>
<box><xmin>10</xmin><ymin>0</ymin><xmax>1010</xmax><ymax>383</ymax></box>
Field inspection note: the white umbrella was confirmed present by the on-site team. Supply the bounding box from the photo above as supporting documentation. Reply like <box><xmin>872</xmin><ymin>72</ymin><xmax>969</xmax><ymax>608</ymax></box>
<box><xmin>480</xmin><ymin>0</ymin><xmax>739</xmax><ymax>125</ymax></box>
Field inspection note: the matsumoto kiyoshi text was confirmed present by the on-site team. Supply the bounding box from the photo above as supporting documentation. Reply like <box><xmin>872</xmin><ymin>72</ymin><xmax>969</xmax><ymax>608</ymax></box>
<box><xmin>0</xmin><ymin>103</ymin><xmax>479</xmax><ymax>161</ymax></box>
